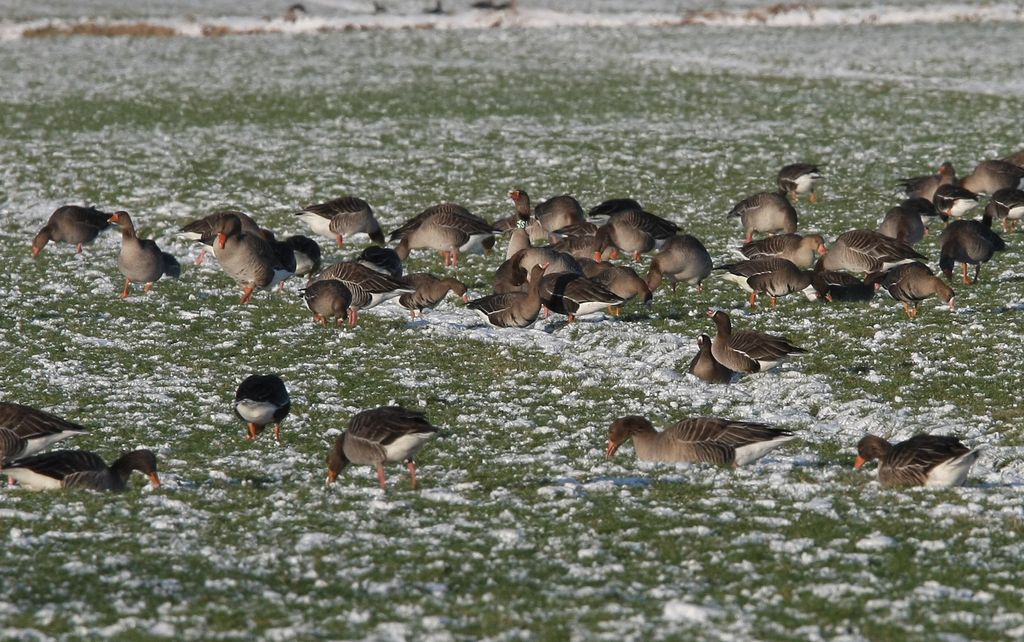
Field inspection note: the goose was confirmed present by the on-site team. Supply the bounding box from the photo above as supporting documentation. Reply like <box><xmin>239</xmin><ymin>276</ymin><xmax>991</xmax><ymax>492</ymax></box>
<box><xmin>313</xmin><ymin>262</ymin><xmax>413</xmax><ymax>325</ymax></box>
<box><xmin>551</xmin><ymin>233</ymin><xmax>618</xmax><ymax>261</ymax></box>
<box><xmin>985</xmin><ymin>188</ymin><xmax>1024</xmax><ymax>233</ymax></box>
<box><xmin>958</xmin><ymin>160</ymin><xmax>1024</xmax><ymax>196</ymax></box>
<box><xmin>897</xmin><ymin>162</ymin><xmax>956</xmax><ymax>202</ymax></box>
<box><xmin>581</xmin><ymin>261</ymin><xmax>652</xmax><ymax>315</ymax></box>
<box><xmin>854</xmin><ymin>434</ymin><xmax>981</xmax><ymax>488</ymax></box>
<box><xmin>866</xmin><ymin>262</ymin><xmax>954</xmax><ymax>319</ymax></box>
<box><xmin>0</xmin><ymin>402</ymin><xmax>89</xmax><ymax>465</ymax></box>
<box><xmin>283</xmin><ymin>234</ymin><xmax>322</xmax><ymax>282</ymax></box>
<box><xmin>357</xmin><ymin>246</ymin><xmax>403</xmax><ymax>279</ymax></box>
<box><xmin>108</xmin><ymin>211</ymin><xmax>180</xmax><ymax>298</ymax></box>
<box><xmin>326</xmin><ymin>406</ymin><xmax>438</xmax><ymax>490</ymax></box>
<box><xmin>538</xmin><ymin>272</ymin><xmax>624</xmax><ymax>322</ymax></box>
<box><xmin>819</xmin><ymin>229</ymin><xmax>924</xmax><ymax>274</ymax></box>
<box><xmin>508</xmin><ymin>189</ymin><xmax>585</xmax><ymax>237</ymax></box>
<box><xmin>715</xmin><ymin>258</ymin><xmax>816</xmax><ymax>307</ymax></box>
<box><xmin>398</xmin><ymin>273</ymin><xmax>468</xmax><ymax>318</ymax></box>
<box><xmin>877</xmin><ymin>198</ymin><xmax>936</xmax><ymax>245</ymax></box>
<box><xmin>593</xmin><ymin>209</ymin><xmax>679</xmax><ymax>261</ymax></box>
<box><xmin>301</xmin><ymin>279</ymin><xmax>353</xmax><ymax>326</ymax></box>
<box><xmin>259</xmin><ymin>229</ymin><xmax>298</xmax><ymax>289</ymax></box>
<box><xmin>467</xmin><ymin>264</ymin><xmax>547</xmax><ymax>328</ymax></box>
<box><xmin>727</xmin><ymin>191</ymin><xmax>797</xmax><ymax>242</ymax></box>
<box><xmin>737</xmin><ymin>233</ymin><xmax>827</xmax><ymax>269</ymax></box>
<box><xmin>606</xmin><ymin>416</ymin><xmax>794</xmax><ymax>466</ymax></box>
<box><xmin>587</xmin><ymin>197</ymin><xmax>644</xmax><ymax>220</ymax></box>
<box><xmin>645</xmin><ymin>234</ymin><xmax>713</xmax><ymax>292</ymax></box>
<box><xmin>687</xmin><ymin>335</ymin><xmax>734</xmax><ymax>384</ymax></box>
<box><xmin>234</xmin><ymin>374</ymin><xmax>290</xmax><ymax>443</ymax></box>
<box><xmin>295</xmin><ymin>195</ymin><xmax>384</xmax><ymax>247</ymax></box>
<box><xmin>777</xmin><ymin>163</ymin><xmax>823</xmax><ymax>203</ymax></box>
<box><xmin>180</xmin><ymin>210</ymin><xmax>262</xmax><ymax>265</ymax></box>
<box><xmin>3</xmin><ymin>449</ymin><xmax>160</xmax><ymax>491</ymax></box>
<box><xmin>391</xmin><ymin>203</ymin><xmax>497</xmax><ymax>268</ymax></box>
<box><xmin>509</xmin><ymin>246</ymin><xmax>582</xmax><ymax>279</ymax></box>
<box><xmin>211</xmin><ymin>214</ymin><xmax>291</xmax><ymax>303</ymax></box>
<box><xmin>933</xmin><ymin>184</ymin><xmax>980</xmax><ymax>221</ymax></box>
<box><xmin>810</xmin><ymin>267</ymin><xmax>874</xmax><ymax>303</ymax></box>
<box><xmin>31</xmin><ymin>205</ymin><xmax>112</xmax><ymax>257</ymax></box>
<box><xmin>939</xmin><ymin>213</ymin><xmax>1005</xmax><ymax>284</ymax></box>
<box><xmin>707</xmin><ymin>309</ymin><xmax>806</xmax><ymax>374</ymax></box>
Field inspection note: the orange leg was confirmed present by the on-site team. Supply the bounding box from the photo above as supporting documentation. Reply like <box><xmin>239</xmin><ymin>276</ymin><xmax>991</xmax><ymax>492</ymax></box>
<box><xmin>749</xmin><ymin>291</ymin><xmax>758</xmax><ymax>307</ymax></box>
<box><xmin>76</xmin><ymin>243</ymin><xmax>84</xmax><ymax>254</ymax></box>
<box><xmin>143</xmin><ymin>282</ymin><xmax>154</xmax><ymax>294</ymax></box>
<box><xmin>246</xmin><ymin>423</ymin><xmax>259</xmax><ymax>440</ymax></box>
<box><xmin>770</xmin><ymin>296</ymin><xmax>778</xmax><ymax>307</ymax></box>
<box><xmin>195</xmin><ymin>248</ymin><xmax>208</xmax><ymax>265</ymax></box>
<box><xmin>632</xmin><ymin>251</ymin><xmax>641</xmax><ymax>262</ymax></box>
<box><xmin>240</xmin><ymin>286</ymin><xmax>255</xmax><ymax>304</ymax></box>
<box><xmin>120</xmin><ymin>279</ymin><xmax>131</xmax><ymax>299</ymax></box>
<box><xmin>962</xmin><ymin>263</ymin><xmax>971</xmax><ymax>285</ymax></box>
<box><xmin>348</xmin><ymin>308</ymin><xmax>358</xmax><ymax>327</ymax></box>
<box><xmin>273</xmin><ymin>424</ymin><xmax>281</xmax><ymax>444</ymax></box>
<box><xmin>335</xmin><ymin>234</ymin><xmax>344</xmax><ymax>247</ymax></box>
<box><xmin>810</xmin><ymin>191</ymin><xmax>818</xmax><ymax>204</ymax></box>
<box><xmin>376</xmin><ymin>464</ymin><xmax>388</xmax><ymax>490</ymax></box>
<box><xmin>902</xmin><ymin>303</ymin><xmax>913</xmax><ymax>319</ymax></box>
<box><xmin>407</xmin><ymin>461</ymin><xmax>418</xmax><ymax>490</ymax></box>
<box><xmin>568</xmin><ymin>313</ymin><xmax>576</xmax><ymax>323</ymax></box>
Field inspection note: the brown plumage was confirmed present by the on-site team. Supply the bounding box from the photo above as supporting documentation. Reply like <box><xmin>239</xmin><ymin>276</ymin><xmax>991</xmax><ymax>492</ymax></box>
<box><xmin>606</xmin><ymin>415</ymin><xmax>794</xmax><ymax>466</ymax></box>
<box><xmin>645</xmin><ymin>234</ymin><xmax>713</xmax><ymax>292</ymax></box>
<box><xmin>31</xmin><ymin>205</ymin><xmax>112</xmax><ymax>257</ymax></box>
<box><xmin>716</xmin><ymin>258</ymin><xmax>816</xmax><ymax>307</ymax></box>
<box><xmin>508</xmin><ymin>189</ymin><xmax>585</xmax><ymax>235</ymax></box>
<box><xmin>897</xmin><ymin>162</ymin><xmax>956</xmax><ymax>202</ymax></box>
<box><xmin>0</xmin><ymin>403</ymin><xmax>89</xmax><ymax>465</ymax></box>
<box><xmin>933</xmin><ymin>184</ymin><xmax>980</xmax><ymax>220</ymax></box>
<box><xmin>295</xmin><ymin>195</ymin><xmax>385</xmax><ymax>246</ymax></box>
<box><xmin>707</xmin><ymin>309</ymin><xmax>806</xmax><ymax>374</ymax></box>
<box><xmin>234</xmin><ymin>374</ymin><xmax>290</xmax><ymax>443</ymax></box>
<box><xmin>301</xmin><ymin>279</ymin><xmax>353</xmax><ymax>327</ymax></box>
<box><xmin>326</xmin><ymin>406</ymin><xmax>438</xmax><ymax>490</ymax></box>
<box><xmin>593</xmin><ymin>209</ymin><xmax>679</xmax><ymax>261</ymax></box>
<box><xmin>819</xmin><ymin>229</ymin><xmax>924</xmax><ymax>274</ymax></box>
<box><xmin>727</xmin><ymin>191</ymin><xmax>797</xmax><ymax>242</ymax></box>
<box><xmin>866</xmin><ymin>262</ymin><xmax>954</xmax><ymax>319</ymax></box>
<box><xmin>109</xmin><ymin>211</ymin><xmax>180</xmax><ymax>298</ymax></box>
<box><xmin>391</xmin><ymin>203</ymin><xmax>496</xmax><ymax>268</ymax></box>
<box><xmin>959</xmin><ymin>160</ymin><xmax>1024</xmax><ymax>196</ymax></box>
<box><xmin>211</xmin><ymin>214</ymin><xmax>291</xmax><ymax>304</ymax></box>
<box><xmin>467</xmin><ymin>264</ymin><xmax>547</xmax><ymax>328</ymax></box>
<box><xmin>687</xmin><ymin>334</ymin><xmax>734</xmax><ymax>384</ymax></box>
<box><xmin>855</xmin><ymin>434</ymin><xmax>980</xmax><ymax>488</ymax></box>
<box><xmin>398</xmin><ymin>273</ymin><xmax>468</xmax><ymax>318</ymax></box>
<box><xmin>283</xmin><ymin>234</ymin><xmax>323</xmax><ymax>281</ymax></box>
<box><xmin>2</xmin><ymin>449</ymin><xmax>160</xmax><ymax>491</ymax></box>
<box><xmin>738</xmin><ymin>233</ymin><xmax>827</xmax><ymax>269</ymax></box>
<box><xmin>810</xmin><ymin>266</ymin><xmax>874</xmax><ymax>303</ymax></box>
<box><xmin>986</xmin><ymin>187</ymin><xmax>1024</xmax><ymax>233</ymax></box>
<box><xmin>180</xmin><ymin>210</ymin><xmax>262</xmax><ymax>265</ymax></box>
<box><xmin>776</xmin><ymin>163</ymin><xmax>823</xmax><ymax>203</ymax></box>
<box><xmin>877</xmin><ymin>198</ymin><xmax>935</xmax><ymax>245</ymax></box>
<box><xmin>938</xmin><ymin>214</ymin><xmax>1005</xmax><ymax>284</ymax></box>
<box><xmin>313</xmin><ymin>261</ymin><xmax>413</xmax><ymax>325</ymax></box>
<box><xmin>582</xmin><ymin>261</ymin><xmax>652</xmax><ymax>315</ymax></box>
<box><xmin>538</xmin><ymin>273</ymin><xmax>624</xmax><ymax>322</ymax></box>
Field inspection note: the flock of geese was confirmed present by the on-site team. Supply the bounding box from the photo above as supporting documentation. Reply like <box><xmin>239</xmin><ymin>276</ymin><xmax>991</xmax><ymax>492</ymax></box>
<box><xmin>6</xmin><ymin>149</ymin><xmax>1024</xmax><ymax>491</ymax></box>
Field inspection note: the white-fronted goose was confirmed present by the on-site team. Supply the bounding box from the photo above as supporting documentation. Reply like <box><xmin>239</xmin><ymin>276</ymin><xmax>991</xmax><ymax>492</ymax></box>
<box><xmin>593</xmin><ymin>209</ymin><xmax>679</xmax><ymax>261</ymax></box>
<box><xmin>492</xmin><ymin>254</ymin><xmax>529</xmax><ymax>294</ymax></box>
<box><xmin>108</xmin><ymin>211</ymin><xmax>180</xmax><ymax>298</ymax></box>
<box><xmin>211</xmin><ymin>214</ymin><xmax>291</xmax><ymax>304</ymax></box>
<box><xmin>716</xmin><ymin>258</ymin><xmax>816</xmax><ymax>307</ymax></box>
<box><xmin>260</xmin><ymin>229</ymin><xmax>298</xmax><ymax>290</ymax></box>
<box><xmin>810</xmin><ymin>265</ymin><xmax>874</xmax><ymax>302</ymax></box>
<box><xmin>392</xmin><ymin>203</ymin><xmax>497</xmax><ymax>268</ymax></box>
<box><xmin>986</xmin><ymin>188</ymin><xmax>1024</xmax><ymax>233</ymax></box>
<box><xmin>327</xmin><ymin>406</ymin><xmax>438</xmax><ymax>490</ymax></box>
<box><xmin>738</xmin><ymin>233</ymin><xmax>827</xmax><ymax>269</ymax></box>
<box><xmin>0</xmin><ymin>403</ymin><xmax>89</xmax><ymax>465</ymax></box>
<box><xmin>398</xmin><ymin>273</ymin><xmax>468</xmax><ymax>318</ymax></box>
<box><xmin>31</xmin><ymin>205</ymin><xmax>112</xmax><ymax>257</ymax></box>
<box><xmin>707</xmin><ymin>309</ymin><xmax>806</xmax><ymax>374</ymax></box>
<box><xmin>234</xmin><ymin>374</ymin><xmax>290</xmax><ymax>443</ymax></box>
<box><xmin>727</xmin><ymin>191</ymin><xmax>797</xmax><ymax>242</ymax></box>
<box><xmin>179</xmin><ymin>210</ymin><xmax>262</xmax><ymax>265</ymax></box>
<box><xmin>939</xmin><ymin>213</ymin><xmax>1005</xmax><ymax>284</ymax></box>
<box><xmin>510</xmin><ymin>246</ymin><xmax>582</xmax><ymax>279</ymax></box>
<box><xmin>295</xmin><ymin>195</ymin><xmax>385</xmax><ymax>247</ymax></box>
<box><xmin>508</xmin><ymin>189</ymin><xmax>585</xmax><ymax>236</ymax></box>
<box><xmin>959</xmin><ymin>160</ymin><xmax>1024</xmax><ymax>196</ymax></box>
<box><xmin>866</xmin><ymin>262</ymin><xmax>954</xmax><ymax>319</ymax></box>
<box><xmin>551</xmin><ymin>233</ymin><xmax>618</xmax><ymax>261</ymax></box>
<box><xmin>539</xmin><ymin>273</ymin><xmax>624</xmax><ymax>322</ymax></box>
<box><xmin>877</xmin><ymin>198</ymin><xmax>936</xmax><ymax>245</ymax></box>
<box><xmin>687</xmin><ymin>335</ymin><xmax>734</xmax><ymax>384</ymax></box>
<box><xmin>645</xmin><ymin>234</ymin><xmax>713</xmax><ymax>292</ymax></box>
<box><xmin>357</xmin><ymin>246</ymin><xmax>403</xmax><ymax>279</ymax></box>
<box><xmin>301</xmin><ymin>279</ymin><xmax>353</xmax><ymax>327</ymax></box>
<box><xmin>314</xmin><ymin>261</ymin><xmax>413</xmax><ymax>325</ymax></box>
<box><xmin>582</xmin><ymin>261</ymin><xmax>652</xmax><ymax>315</ymax></box>
<box><xmin>606</xmin><ymin>416</ymin><xmax>794</xmax><ymax>466</ymax></box>
<box><xmin>898</xmin><ymin>162</ymin><xmax>956</xmax><ymax>202</ymax></box>
<box><xmin>855</xmin><ymin>434</ymin><xmax>980</xmax><ymax>488</ymax></box>
<box><xmin>468</xmin><ymin>264</ymin><xmax>547</xmax><ymax>328</ymax></box>
<box><xmin>819</xmin><ymin>229</ymin><xmax>924</xmax><ymax>274</ymax></box>
<box><xmin>283</xmin><ymin>234</ymin><xmax>322</xmax><ymax>282</ymax></box>
<box><xmin>777</xmin><ymin>163</ymin><xmax>823</xmax><ymax>203</ymax></box>
<box><xmin>3</xmin><ymin>449</ymin><xmax>160</xmax><ymax>491</ymax></box>
<box><xmin>587</xmin><ymin>197</ymin><xmax>644</xmax><ymax>220</ymax></box>
<box><xmin>933</xmin><ymin>183</ymin><xmax>979</xmax><ymax>221</ymax></box>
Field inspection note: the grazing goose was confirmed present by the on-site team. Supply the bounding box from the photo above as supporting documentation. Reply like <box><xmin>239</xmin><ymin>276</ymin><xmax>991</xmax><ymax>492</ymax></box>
<box><xmin>606</xmin><ymin>416</ymin><xmax>794</xmax><ymax>466</ymax></box>
<box><xmin>593</xmin><ymin>209</ymin><xmax>679</xmax><ymax>261</ymax></box>
<box><xmin>645</xmin><ymin>234</ymin><xmax>713</xmax><ymax>292</ymax></box>
<box><xmin>357</xmin><ymin>246</ymin><xmax>403</xmax><ymax>279</ymax></box>
<box><xmin>854</xmin><ymin>434</ymin><xmax>981</xmax><ymax>488</ymax></box>
<box><xmin>295</xmin><ymin>195</ymin><xmax>385</xmax><ymax>246</ymax></box>
<box><xmin>260</xmin><ymin>230</ymin><xmax>298</xmax><ymax>289</ymax></box>
<box><xmin>587</xmin><ymin>197</ymin><xmax>644</xmax><ymax>220</ymax></box>
<box><xmin>108</xmin><ymin>211</ymin><xmax>180</xmax><ymax>298</ymax></box>
<box><xmin>211</xmin><ymin>214</ymin><xmax>291</xmax><ymax>304</ymax></box>
<box><xmin>810</xmin><ymin>266</ymin><xmax>874</xmax><ymax>302</ymax></box>
<box><xmin>492</xmin><ymin>254</ymin><xmax>530</xmax><ymax>294</ymax></box>
<box><xmin>737</xmin><ymin>233</ymin><xmax>827</xmax><ymax>269</ymax></box>
<box><xmin>283</xmin><ymin>234</ymin><xmax>322</xmax><ymax>282</ymax></box>
<box><xmin>508</xmin><ymin>189</ymin><xmax>585</xmax><ymax>236</ymax></box>
<box><xmin>777</xmin><ymin>163</ymin><xmax>823</xmax><ymax>203</ymax></box>
<box><xmin>959</xmin><ymin>160</ymin><xmax>1024</xmax><ymax>196</ymax></box>
<box><xmin>897</xmin><ymin>162</ymin><xmax>956</xmax><ymax>202</ymax></box>
<box><xmin>326</xmin><ymin>406</ymin><xmax>438</xmax><ymax>490</ymax></box>
<box><xmin>939</xmin><ymin>213</ymin><xmax>1005</xmax><ymax>284</ymax></box>
<box><xmin>234</xmin><ymin>374</ymin><xmax>290</xmax><ymax>443</ymax></box>
<box><xmin>727</xmin><ymin>191</ymin><xmax>797</xmax><ymax>242</ymax></box>
<box><xmin>986</xmin><ymin>187</ymin><xmax>1024</xmax><ymax>233</ymax></box>
<box><xmin>877</xmin><ymin>198</ymin><xmax>936</xmax><ymax>245</ymax></box>
<box><xmin>509</xmin><ymin>246</ymin><xmax>582</xmax><ymax>279</ymax></box>
<box><xmin>314</xmin><ymin>262</ymin><xmax>413</xmax><ymax>325</ymax></box>
<box><xmin>715</xmin><ymin>258</ymin><xmax>816</xmax><ymax>307</ymax></box>
<box><xmin>933</xmin><ymin>184</ymin><xmax>979</xmax><ymax>221</ymax></box>
<box><xmin>3</xmin><ymin>449</ymin><xmax>160</xmax><ymax>491</ymax></box>
<box><xmin>819</xmin><ymin>229</ymin><xmax>924</xmax><ymax>274</ymax></box>
<box><xmin>468</xmin><ymin>264</ymin><xmax>547</xmax><ymax>328</ymax></box>
<box><xmin>551</xmin><ymin>233</ymin><xmax>618</xmax><ymax>261</ymax></box>
<box><xmin>0</xmin><ymin>402</ymin><xmax>89</xmax><ymax>465</ymax></box>
<box><xmin>180</xmin><ymin>210</ymin><xmax>261</xmax><ymax>265</ymax></box>
<box><xmin>866</xmin><ymin>262</ymin><xmax>954</xmax><ymax>319</ymax></box>
<box><xmin>398</xmin><ymin>273</ymin><xmax>468</xmax><ymax>318</ymax></box>
<box><xmin>538</xmin><ymin>273</ymin><xmax>624</xmax><ymax>322</ymax></box>
<box><xmin>392</xmin><ymin>203</ymin><xmax>497</xmax><ymax>268</ymax></box>
<box><xmin>301</xmin><ymin>279</ymin><xmax>353</xmax><ymax>326</ymax></box>
<box><xmin>31</xmin><ymin>205</ymin><xmax>112</xmax><ymax>257</ymax></box>
<box><xmin>707</xmin><ymin>309</ymin><xmax>806</xmax><ymax>374</ymax></box>
<box><xmin>581</xmin><ymin>261</ymin><xmax>652</xmax><ymax>315</ymax></box>
<box><xmin>687</xmin><ymin>334</ymin><xmax>734</xmax><ymax>384</ymax></box>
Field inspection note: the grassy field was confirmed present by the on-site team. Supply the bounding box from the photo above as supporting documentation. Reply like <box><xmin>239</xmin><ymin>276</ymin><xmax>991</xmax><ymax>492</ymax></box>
<box><xmin>2</xmin><ymin>5</ymin><xmax>1024</xmax><ymax>640</ymax></box>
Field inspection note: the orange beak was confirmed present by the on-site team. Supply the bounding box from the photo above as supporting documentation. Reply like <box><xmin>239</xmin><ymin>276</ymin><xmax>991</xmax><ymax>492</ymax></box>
<box><xmin>31</xmin><ymin>245</ymin><xmax>41</xmax><ymax>258</ymax></box>
<box><xmin>149</xmin><ymin>472</ymin><xmax>162</xmax><ymax>487</ymax></box>
<box><xmin>217</xmin><ymin>232</ymin><xmax>227</xmax><ymax>249</ymax></box>
<box><xmin>948</xmin><ymin>298</ymin><xmax>955</xmax><ymax>311</ymax></box>
<box><xmin>853</xmin><ymin>456</ymin><xmax>866</xmax><ymax>469</ymax></box>
<box><xmin>593</xmin><ymin>251</ymin><xmax>603</xmax><ymax>262</ymax></box>
<box><xmin>326</xmin><ymin>469</ymin><xmax>338</xmax><ymax>484</ymax></box>
<box><xmin>461</xmin><ymin>293</ymin><xmax>469</xmax><ymax>303</ymax></box>
<box><xmin>108</xmin><ymin>213</ymin><xmax>121</xmax><ymax>224</ymax></box>
<box><xmin>606</xmin><ymin>440</ymin><xmax>619</xmax><ymax>458</ymax></box>
<box><xmin>817</xmin><ymin>244</ymin><xmax>828</xmax><ymax>255</ymax></box>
